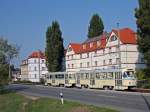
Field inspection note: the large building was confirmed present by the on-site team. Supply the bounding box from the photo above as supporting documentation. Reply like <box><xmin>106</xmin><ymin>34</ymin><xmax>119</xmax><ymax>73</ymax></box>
<box><xmin>20</xmin><ymin>51</ymin><xmax>48</xmax><ymax>82</ymax></box>
<box><xmin>65</xmin><ymin>28</ymin><xmax>146</xmax><ymax>73</ymax></box>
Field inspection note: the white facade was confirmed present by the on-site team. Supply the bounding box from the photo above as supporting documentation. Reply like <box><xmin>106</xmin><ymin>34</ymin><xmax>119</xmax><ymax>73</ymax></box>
<box><xmin>66</xmin><ymin>28</ymin><xmax>146</xmax><ymax>73</ymax></box>
<box><xmin>28</xmin><ymin>58</ymin><xmax>48</xmax><ymax>82</ymax></box>
<box><xmin>20</xmin><ymin>51</ymin><xmax>48</xmax><ymax>82</ymax></box>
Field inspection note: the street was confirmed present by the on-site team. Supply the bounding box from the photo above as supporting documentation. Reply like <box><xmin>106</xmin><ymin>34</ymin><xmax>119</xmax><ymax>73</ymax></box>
<box><xmin>7</xmin><ymin>84</ymin><xmax>150</xmax><ymax>112</ymax></box>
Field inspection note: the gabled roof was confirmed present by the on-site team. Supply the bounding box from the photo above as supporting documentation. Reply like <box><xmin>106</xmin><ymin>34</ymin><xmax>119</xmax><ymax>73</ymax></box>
<box><xmin>28</xmin><ymin>51</ymin><xmax>45</xmax><ymax>59</ymax></box>
<box><xmin>66</xmin><ymin>27</ymin><xmax>137</xmax><ymax>55</ymax></box>
<box><xmin>69</xmin><ymin>43</ymin><xmax>81</xmax><ymax>54</ymax></box>
<box><xmin>112</xmin><ymin>28</ymin><xmax>137</xmax><ymax>44</ymax></box>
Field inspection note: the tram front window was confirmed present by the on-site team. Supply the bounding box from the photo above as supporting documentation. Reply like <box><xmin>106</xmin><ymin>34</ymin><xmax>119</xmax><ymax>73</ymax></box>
<box><xmin>123</xmin><ymin>71</ymin><xmax>135</xmax><ymax>79</ymax></box>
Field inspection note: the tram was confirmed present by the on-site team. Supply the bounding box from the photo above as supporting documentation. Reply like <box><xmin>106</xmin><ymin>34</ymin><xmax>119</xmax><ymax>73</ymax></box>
<box><xmin>76</xmin><ymin>68</ymin><xmax>137</xmax><ymax>90</ymax></box>
<box><xmin>44</xmin><ymin>68</ymin><xmax>137</xmax><ymax>90</ymax></box>
<box><xmin>45</xmin><ymin>72</ymin><xmax>76</xmax><ymax>87</ymax></box>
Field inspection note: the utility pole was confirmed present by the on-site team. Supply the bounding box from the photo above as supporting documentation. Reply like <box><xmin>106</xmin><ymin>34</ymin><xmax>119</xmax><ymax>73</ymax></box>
<box><xmin>117</xmin><ymin>23</ymin><xmax>121</xmax><ymax>69</ymax></box>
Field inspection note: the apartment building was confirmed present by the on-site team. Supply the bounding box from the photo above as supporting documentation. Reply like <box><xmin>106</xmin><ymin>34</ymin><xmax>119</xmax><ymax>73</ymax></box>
<box><xmin>65</xmin><ymin>28</ymin><xmax>146</xmax><ymax>73</ymax></box>
<box><xmin>20</xmin><ymin>51</ymin><xmax>48</xmax><ymax>82</ymax></box>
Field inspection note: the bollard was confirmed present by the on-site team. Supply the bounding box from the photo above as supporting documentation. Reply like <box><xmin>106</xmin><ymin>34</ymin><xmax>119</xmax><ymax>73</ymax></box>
<box><xmin>60</xmin><ymin>92</ymin><xmax>64</xmax><ymax>104</ymax></box>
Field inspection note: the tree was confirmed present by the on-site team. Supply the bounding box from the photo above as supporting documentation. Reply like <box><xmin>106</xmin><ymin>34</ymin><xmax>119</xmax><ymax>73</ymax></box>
<box><xmin>45</xmin><ymin>21</ymin><xmax>64</xmax><ymax>72</ymax></box>
<box><xmin>0</xmin><ymin>37</ymin><xmax>19</xmax><ymax>88</ymax></box>
<box><xmin>88</xmin><ymin>14</ymin><xmax>104</xmax><ymax>38</ymax></box>
<box><xmin>135</xmin><ymin>0</ymin><xmax>150</xmax><ymax>77</ymax></box>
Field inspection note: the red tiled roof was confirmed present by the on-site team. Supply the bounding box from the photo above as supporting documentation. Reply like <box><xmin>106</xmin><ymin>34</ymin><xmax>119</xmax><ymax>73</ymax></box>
<box><xmin>112</xmin><ymin>28</ymin><xmax>137</xmax><ymax>44</ymax></box>
<box><xmin>69</xmin><ymin>43</ymin><xmax>82</xmax><ymax>54</ymax></box>
<box><xmin>28</xmin><ymin>51</ymin><xmax>45</xmax><ymax>59</ymax></box>
<box><xmin>67</xmin><ymin>28</ymin><xmax>137</xmax><ymax>54</ymax></box>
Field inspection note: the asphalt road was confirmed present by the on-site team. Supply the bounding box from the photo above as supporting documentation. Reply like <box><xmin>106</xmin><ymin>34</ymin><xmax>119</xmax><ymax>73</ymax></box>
<box><xmin>7</xmin><ymin>84</ymin><xmax>150</xmax><ymax>112</ymax></box>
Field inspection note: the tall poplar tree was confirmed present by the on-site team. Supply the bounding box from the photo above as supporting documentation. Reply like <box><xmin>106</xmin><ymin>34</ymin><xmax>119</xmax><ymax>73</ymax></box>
<box><xmin>45</xmin><ymin>21</ymin><xmax>64</xmax><ymax>72</ymax></box>
<box><xmin>135</xmin><ymin>0</ymin><xmax>150</xmax><ymax>76</ymax></box>
<box><xmin>88</xmin><ymin>14</ymin><xmax>104</xmax><ymax>38</ymax></box>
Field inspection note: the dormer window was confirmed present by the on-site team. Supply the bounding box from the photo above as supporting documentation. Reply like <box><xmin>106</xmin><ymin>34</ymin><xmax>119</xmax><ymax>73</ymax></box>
<box><xmin>83</xmin><ymin>44</ymin><xmax>86</xmax><ymax>49</ymax></box>
<box><xmin>97</xmin><ymin>41</ymin><xmax>100</xmax><ymax>46</ymax></box>
<box><xmin>67</xmin><ymin>47</ymin><xmax>72</xmax><ymax>52</ymax></box>
<box><xmin>110</xmin><ymin>35</ymin><xmax>117</xmax><ymax>42</ymax></box>
<box><xmin>90</xmin><ymin>42</ymin><xmax>93</xmax><ymax>48</ymax></box>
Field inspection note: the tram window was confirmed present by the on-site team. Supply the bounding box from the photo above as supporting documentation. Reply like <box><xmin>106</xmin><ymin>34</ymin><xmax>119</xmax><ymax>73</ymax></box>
<box><xmin>96</xmin><ymin>73</ymin><xmax>100</xmax><ymax>79</ymax></box>
<box><xmin>65</xmin><ymin>74</ymin><xmax>68</xmax><ymax>78</ymax></box>
<box><xmin>107</xmin><ymin>72</ymin><xmax>113</xmax><ymax>79</ymax></box>
<box><xmin>85</xmin><ymin>73</ymin><xmax>89</xmax><ymax>79</ymax></box>
<box><xmin>101</xmin><ymin>73</ymin><xmax>107</xmax><ymax>79</ymax></box>
<box><xmin>80</xmin><ymin>74</ymin><xmax>84</xmax><ymax>79</ymax></box>
<box><xmin>123</xmin><ymin>71</ymin><xmax>134</xmax><ymax>78</ymax></box>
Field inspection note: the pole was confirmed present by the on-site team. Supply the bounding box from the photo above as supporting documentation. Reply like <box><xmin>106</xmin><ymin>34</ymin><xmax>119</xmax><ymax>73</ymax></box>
<box><xmin>60</xmin><ymin>92</ymin><xmax>64</xmax><ymax>104</ymax></box>
<box><xmin>117</xmin><ymin>23</ymin><xmax>121</xmax><ymax>69</ymax></box>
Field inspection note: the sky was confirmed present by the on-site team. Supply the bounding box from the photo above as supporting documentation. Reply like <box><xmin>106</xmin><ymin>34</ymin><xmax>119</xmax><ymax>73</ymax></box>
<box><xmin>0</xmin><ymin>0</ymin><xmax>139</xmax><ymax>67</ymax></box>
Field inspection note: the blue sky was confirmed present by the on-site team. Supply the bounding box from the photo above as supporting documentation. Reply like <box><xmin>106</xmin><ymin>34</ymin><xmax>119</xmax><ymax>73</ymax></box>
<box><xmin>0</xmin><ymin>0</ymin><xmax>138</xmax><ymax>67</ymax></box>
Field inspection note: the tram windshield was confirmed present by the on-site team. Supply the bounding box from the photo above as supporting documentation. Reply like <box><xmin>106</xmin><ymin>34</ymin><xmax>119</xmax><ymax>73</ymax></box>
<box><xmin>123</xmin><ymin>71</ymin><xmax>135</xmax><ymax>79</ymax></box>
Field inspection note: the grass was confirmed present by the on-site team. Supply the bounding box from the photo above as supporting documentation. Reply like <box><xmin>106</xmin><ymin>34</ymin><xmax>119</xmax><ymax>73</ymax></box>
<box><xmin>0</xmin><ymin>91</ymin><xmax>119</xmax><ymax>112</ymax></box>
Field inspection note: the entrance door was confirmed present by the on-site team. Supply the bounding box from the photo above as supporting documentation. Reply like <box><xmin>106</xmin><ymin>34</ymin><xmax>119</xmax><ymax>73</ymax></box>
<box><xmin>115</xmin><ymin>72</ymin><xmax>122</xmax><ymax>90</ymax></box>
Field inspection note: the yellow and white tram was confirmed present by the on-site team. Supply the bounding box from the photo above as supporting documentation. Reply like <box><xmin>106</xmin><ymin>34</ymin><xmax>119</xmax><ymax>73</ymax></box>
<box><xmin>76</xmin><ymin>68</ymin><xmax>137</xmax><ymax>90</ymax></box>
<box><xmin>44</xmin><ymin>68</ymin><xmax>137</xmax><ymax>90</ymax></box>
<box><xmin>45</xmin><ymin>72</ymin><xmax>66</xmax><ymax>87</ymax></box>
<box><xmin>45</xmin><ymin>72</ymin><xmax>76</xmax><ymax>87</ymax></box>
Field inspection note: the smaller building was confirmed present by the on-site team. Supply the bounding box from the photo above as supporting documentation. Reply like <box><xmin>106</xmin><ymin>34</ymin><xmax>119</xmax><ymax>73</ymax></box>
<box><xmin>20</xmin><ymin>51</ymin><xmax>48</xmax><ymax>82</ymax></box>
<box><xmin>12</xmin><ymin>68</ymin><xmax>21</xmax><ymax>81</ymax></box>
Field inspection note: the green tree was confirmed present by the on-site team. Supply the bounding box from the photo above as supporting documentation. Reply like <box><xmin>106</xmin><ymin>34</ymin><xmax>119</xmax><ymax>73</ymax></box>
<box><xmin>135</xmin><ymin>0</ymin><xmax>150</xmax><ymax>77</ymax></box>
<box><xmin>45</xmin><ymin>21</ymin><xmax>64</xmax><ymax>72</ymax></box>
<box><xmin>88</xmin><ymin>14</ymin><xmax>104</xmax><ymax>38</ymax></box>
<box><xmin>0</xmin><ymin>37</ymin><xmax>19</xmax><ymax>88</ymax></box>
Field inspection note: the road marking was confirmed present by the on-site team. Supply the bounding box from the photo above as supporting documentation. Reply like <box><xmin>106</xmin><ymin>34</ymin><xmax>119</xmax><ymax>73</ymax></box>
<box><xmin>97</xmin><ymin>94</ymin><xmax>116</xmax><ymax>98</ymax></box>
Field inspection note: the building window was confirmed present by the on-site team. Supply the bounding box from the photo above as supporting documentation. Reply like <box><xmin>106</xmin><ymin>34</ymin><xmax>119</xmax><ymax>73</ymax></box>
<box><xmin>90</xmin><ymin>42</ymin><xmax>93</xmax><ymax>48</ymax></box>
<box><xmin>34</xmin><ymin>59</ymin><xmax>36</xmax><ymax>63</ymax></box>
<box><xmin>80</xmin><ymin>54</ymin><xmax>82</xmax><ymax>59</ymax></box>
<box><xmin>87</xmin><ymin>53</ymin><xmax>89</xmax><ymax>58</ymax></box>
<box><xmin>110</xmin><ymin>35</ymin><xmax>117</xmax><ymax>41</ymax></box>
<box><xmin>97</xmin><ymin>41</ymin><xmax>100</xmax><ymax>46</ymax></box>
<box><xmin>35</xmin><ymin>74</ymin><xmax>37</xmax><ymax>78</ymax></box>
<box><xmin>67</xmin><ymin>56</ymin><xmax>69</xmax><ymax>60</ymax></box>
<box><xmin>72</xmin><ymin>64</ymin><xmax>74</xmax><ymax>68</ymax></box>
<box><xmin>34</xmin><ymin>67</ymin><xmax>37</xmax><ymax>71</ymax></box>
<box><xmin>103</xmin><ymin>49</ymin><xmax>105</xmax><ymax>54</ymax></box>
<box><xmin>42</xmin><ymin>60</ymin><xmax>44</xmax><ymax>63</ymax></box>
<box><xmin>116</xmin><ymin>58</ymin><xmax>120</xmax><ymax>64</ymax></box>
<box><xmin>87</xmin><ymin>62</ymin><xmax>90</xmax><ymax>67</ymax></box>
<box><xmin>80</xmin><ymin>63</ymin><xmax>82</xmax><ymax>68</ymax></box>
<box><xmin>95</xmin><ymin>51</ymin><xmax>97</xmax><ymax>56</ymax></box>
<box><xmin>68</xmin><ymin>47</ymin><xmax>72</xmax><ymax>52</ymax></box>
<box><xmin>71</xmin><ymin>55</ymin><xmax>73</xmax><ymax>59</ymax></box>
<box><xmin>103</xmin><ymin>60</ymin><xmax>105</xmax><ymax>65</ymax></box>
<box><xmin>83</xmin><ymin>44</ymin><xmax>86</xmax><ymax>49</ymax></box>
<box><xmin>109</xmin><ymin>59</ymin><xmax>112</xmax><ymax>65</ymax></box>
<box><xmin>95</xmin><ymin>61</ymin><xmax>98</xmax><ymax>66</ymax></box>
<box><xmin>68</xmin><ymin>64</ymin><xmax>70</xmax><ymax>68</ymax></box>
<box><xmin>42</xmin><ymin>67</ymin><xmax>45</xmax><ymax>71</ymax></box>
<box><xmin>109</xmin><ymin>47</ymin><xmax>111</xmax><ymax>53</ymax></box>
<box><xmin>116</xmin><ymin>46</ymin><xmax>119</xmax><ymax>52</ymax></box>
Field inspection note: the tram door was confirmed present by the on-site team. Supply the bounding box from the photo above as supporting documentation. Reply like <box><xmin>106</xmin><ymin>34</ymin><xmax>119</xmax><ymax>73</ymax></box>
<box><xmin>90</xmin><ymin>72</ymin><xmax>95</xmax><ymax>87</ymax></box>
<box><xmin>115</xmin><ymin>72</ymin><xmax>122</xmax><ymax>89</ymax></box>
<box><xmin>76</xmin><ymin>73</ymin><xmax>80</xmax><ymax>85</ymax></box>
<box><xmin>52</xmin><ymin>74</ymin><xmax>55</xmax><ymax>84</ymax></box>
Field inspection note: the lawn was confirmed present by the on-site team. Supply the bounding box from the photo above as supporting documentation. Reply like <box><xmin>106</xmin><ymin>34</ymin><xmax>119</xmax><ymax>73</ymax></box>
<box><xmin>0</xmin><ymin>91</ymin><xmax>119</xmax><ymax>112</ymax></box>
